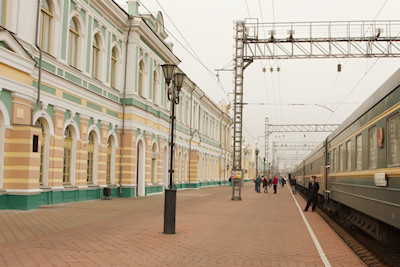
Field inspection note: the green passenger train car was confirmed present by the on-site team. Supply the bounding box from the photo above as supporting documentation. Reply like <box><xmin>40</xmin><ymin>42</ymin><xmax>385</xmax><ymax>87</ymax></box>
<box><xmin>291</xmin><ymin>68</ymin><xmax>400</xmax><ymax>244</ymax></box>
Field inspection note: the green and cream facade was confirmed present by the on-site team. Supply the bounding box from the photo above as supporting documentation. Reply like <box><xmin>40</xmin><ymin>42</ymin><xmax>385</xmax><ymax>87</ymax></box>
<box><xmin>0</xmin><ymin>0</ymin><xmax>233</xmax><ymax>210</ymax></box>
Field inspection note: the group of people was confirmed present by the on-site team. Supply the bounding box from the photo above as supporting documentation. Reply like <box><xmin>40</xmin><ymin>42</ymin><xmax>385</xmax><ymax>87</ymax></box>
<box><xmin>253</xmin><ymin>174</ymin><xmax>320</xmax><ymax>212</ymax></box>
<box><xmin>253</xmin><ymin>175</ymin><xmax>287</xmax><ymax>194</ymax></box>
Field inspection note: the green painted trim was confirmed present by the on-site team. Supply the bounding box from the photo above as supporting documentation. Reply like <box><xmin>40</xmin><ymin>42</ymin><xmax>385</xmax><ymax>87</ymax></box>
<box><xmin>33</xmin><ymin>81</ymin><xmax>56</xmax><ymax>95</ymax></box>
<box><xmin>140</xmin><ymin>36</ymin><xmax>167</xmax><ymax>62</ymax></box>
<box><xmin>120</xmin><ymin>97</ymin><xmax>170</xmax><ymax>122</ymax></box>
<box><xmin>83</xmin><ymin>0</ymin><xmax>88</xmax><ymax>3</ymax></box>
<box><xmin>106</xmin><ymin>32</ymin><xmax>111</xmax><ymax>83</ymax></box>
<box><xmin>7</xmin><ymin>194</ymin><xmax>39</xmax><ymax>210</ymax></box>
<box><xmin>64</xmin><ymin>110</ymin><xmax>71</xmax><ymax>122</ymax></box>
<box><xmin>0</xmin><ymin>89</ymin><xmax>12</xmax><ymax>123</ymax></box>
<box><xmin>47</xmin><ymin>105</ymin><xmax>54</xmax><ymax>123</ymax></box>
<box><xmin>122</xmin><ymin>187</ymin><xmax>136</xmax><ymax>197</ymax></box>
<box><xmin>88</xmin><ymin>83</ymin><xmax>102</xmax><ymax>94</ymax></box>
<box><xmin>0</xmin><ymin>41</ymin><xmax>12</xmax><ymax>51</ymax></box>
<box><xmin>117</xmin><ymin>29</ymin><xmax>123</xmax><ymax>35</ymax></box>
<box><xmin>118</xmin><ymin>40</ymin><xmax>122</xmax><ymax>49</ymax></box>
<box><xmin>87</xmin><ymin>102</ymin><xmax>102</xmax><ymax>112</ymax></box>
<box><xmin>114</xmin><ymin>125</ymin><xmax>118</xmax><ymax>134</ymax></box>
<box><xmin>34</xmin><ymin>57</ymin><xmax>56</xmax><ymax>73</ymax></box>
<box><xmin>70</xmin><ymin>0</ymin><xmax>76</xmax><ymax>12</ymax></box>
<box><xmin>108</xmin><ymin>92</ymin><xmax>118</xmax><ymax>102</ymax></box>
<box><xmin>96</xmin><ymin>119</ymin><xmax>101</xmax><ymax>133</ymax></box>
<box><xmin>65</xmin><ymin>71</ymin><xmax>82</xmax><ymax>85</ymax></box>
<box><xmin>83</xmin><ymin>81</ymin><xmax>87</xmax><ymax>88</ymax></box>
<box><xmin>86</xmin><ymin>16</ymin><xmax>92</xmax><ymax>73</ymax></box>
<box><xmin>57</xmin><ymin>68</ymin><xmax>64</xmax><ymax>76</ymax></box>
<box><xmin>106</xmin><ymin>109</ymin><xmax>118</xmax><ymax>118</ymax></box>
<box><xmin>61</xmin><ymin>0</ymin><xmax>69</xmax><ymax>60</ymax></box>
<box><xmin>73</xmin><ymin>113</ymin><xmax>80</xmax><ymax>128</ymax></box>
<box><xmin>88</xmin><ymin>117</ymin><xmax>93</xmax><ymax>126</ymax></box>
<box><xmin>145</xmin><ymin>185</ymin><xmax>163</xmax><ymax>195</ymax></box>
<box><xmin>63</xmin><ymin>92</ymin><xmax>82</xmax><ymax>104</ymax></box>
<box><xmin>102</xmin><ymin>26</ymin><xmax>106</xmax><ymax>38</ymax></box>
<box><xmin>80</xmin><ymin>9</ymin><xmax>86</xmax><ymax>21</ymax></box>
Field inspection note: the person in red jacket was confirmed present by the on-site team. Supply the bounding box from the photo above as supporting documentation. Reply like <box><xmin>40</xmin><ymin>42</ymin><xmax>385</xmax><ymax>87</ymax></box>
<box><xmin>272</xmin><ymin>176</ymin><xmax>278</xmax><ymax>194</ymax></box>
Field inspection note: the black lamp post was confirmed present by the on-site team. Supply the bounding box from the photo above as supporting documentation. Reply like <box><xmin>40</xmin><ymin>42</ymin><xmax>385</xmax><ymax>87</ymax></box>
<box><xmin>162</xmin><ymin>63</ymin><xmax>185</xmax><ymax>234</ymax></box>
<box><xmin>255</xmin><ymin>148</ymin><xmax>259</xmax><ymax>177</ymax></box>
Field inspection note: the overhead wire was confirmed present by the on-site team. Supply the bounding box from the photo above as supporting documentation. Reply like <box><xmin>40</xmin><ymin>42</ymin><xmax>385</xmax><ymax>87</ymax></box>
<box><xmin>136</xmin><ymin>0</ymin><xmax>230</xmax><ymax>101</ymax></box>
<box><xmin>324</xmin><ymin>0</ymin><xmax>392</xmax><ymax>123</ymax></box>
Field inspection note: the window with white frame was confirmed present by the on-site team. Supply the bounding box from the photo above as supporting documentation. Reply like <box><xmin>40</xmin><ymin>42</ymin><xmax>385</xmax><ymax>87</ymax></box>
<box><xmin>152</xmin><ymin>70</ymin><xmax>157</xmax><ymax>104</ymax></box>
<box><xmin>92</xmin><ymin>34</ymin><xmax>100</xmax><ymax>79</ymax></box>
<box><xmin>356</xmin><ymin>134</ymin><xmax>362</xmax><ymax>170</ymax></box>
<box><xmin>63</xmin><ymin>126</ymin><xmax>73</xmax><ymax>184</ymax></box>
<box><xmin>138</xmin><ymin>60</ymin><xmax>145</xmax><ymax>97</ymax></box>
<box><xmin>111</xmin><ymin>47</ymin><xmax>117</xmax><ymax>88</ymax></box>
<box><xmin>40</xmin><ymin>0</ymin><xmax>52</xmax><ymax>53</ymax></box>
<box><xmin>68</xmin><ymin>18</ymin><xmax>79</xmax><ymax>68</ymax></box>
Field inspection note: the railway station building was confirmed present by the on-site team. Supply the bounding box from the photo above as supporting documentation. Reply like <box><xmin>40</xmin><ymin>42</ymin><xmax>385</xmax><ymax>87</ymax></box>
<box><xmin>0</xmin><ymin>0</ymin><xmax>239</xmax><ymax>210</ymax></box>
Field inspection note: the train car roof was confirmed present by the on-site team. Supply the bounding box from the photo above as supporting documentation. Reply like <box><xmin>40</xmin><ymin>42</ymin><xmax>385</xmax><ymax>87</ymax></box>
<box><xmin>328</xmin><ymin>67</ymin><xmax>400</xmax><ymax>142</ymax></box>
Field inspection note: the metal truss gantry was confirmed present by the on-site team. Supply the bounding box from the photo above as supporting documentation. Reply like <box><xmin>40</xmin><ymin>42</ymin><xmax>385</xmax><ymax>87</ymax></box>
<box><xmin>264</xmin><ymin>120</ymin><xmax>339</xmax><ymax>165</ymax></box>
<box><xmin>271</xmin><ymin>141</ymin><xmax>320</xmax><ymax>169</ymax></box>
<box><xmin>232</xmin><ymin>19</ymin><xmax>400</xmax><ymax>199</ymax></box>
<box><xmin>244</xmin><ymin>20</ymin><xmax>400</xmax><ymax>60</ymax></box>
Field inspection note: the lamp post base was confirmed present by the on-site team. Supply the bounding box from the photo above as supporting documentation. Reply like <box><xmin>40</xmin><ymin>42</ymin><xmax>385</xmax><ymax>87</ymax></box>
<box><xmin>163</xmin><ymin>189</ymin><xmax>177</xmax><ymax>234</ymax></box>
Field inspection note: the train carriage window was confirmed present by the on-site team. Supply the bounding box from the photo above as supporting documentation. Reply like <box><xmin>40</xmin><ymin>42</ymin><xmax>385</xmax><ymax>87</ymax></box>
<box><xmin>369</xmin><ymin>126</ymin><xmax>378</xmax><ymax>169</ymax></box>
<box><xmin>331</xmin><ymin>149</ymin><xmax>335</xmax><ymax>173</ymax></box>
<box><xmin>336</xmin><ymin>148</ymin><xmax>340</xmax><ymax>172</ymax></box>
<box><xmin>346</xmin><ymin>140</ymin><xmax>351</xmax><ymax>171</ymax></box>
<box><xmin>339</xmin><ymin>145</ymin><xmax>344</xmax><ymax>172</ymax></box>
<box><xmin>388</xmin><ymin>113</ymin><xmax>400</xmax><ymax>166</ymax></box>
<box><xmin>356</xmin><ymin>135</ymin><xmax>362</xmax><ymax>170</ymax></box>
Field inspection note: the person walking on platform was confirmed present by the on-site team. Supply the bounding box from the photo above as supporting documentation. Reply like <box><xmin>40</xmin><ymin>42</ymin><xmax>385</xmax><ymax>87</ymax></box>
<box><xmin>291</xmin><ymin>176</ymin><xmax>297</xmax><ymax>194</ymax></box>
<box><xmin>282</xmin><ymin>177</ymin><xmax>285</xmax><ymax>188</ymax></box>
<box><xmin>262</xmin><ymin>176</ymin><xmax>268</xmax><ymax>193</ymax></box>
<box><xmin>269</xmin><ymin>177</ymin><xmax>272</xmax><ymax>187</ymax></box>
<box><xmin>273</xmin><ymin>176</ymin><xmax>278</xmax><ymax>194</ymax></box>
<box><xmin>256</xmin><ymin>176</ymin><xmax>261</xmax><ymax>193</ymax></box>
<box><xmin>229</xmin><ymin>177</ymin><xmax>232</xmax><ymax>187</ymax></box>
<box><xmin>254</xmin><ymin>177</ymin><xmax>257</xmax><ymax>191</ymax></box>
<box><xmin>304</xmin><ymin>176</ymin><xmax>319</xmax><ymax>212</ymax></box>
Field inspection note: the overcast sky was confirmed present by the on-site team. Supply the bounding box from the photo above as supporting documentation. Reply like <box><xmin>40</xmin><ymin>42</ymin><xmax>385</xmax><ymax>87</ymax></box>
<box><xmin>116</xmin><ymin>0</ymin><xmax>400</xmax><ymax>168</ymax></box>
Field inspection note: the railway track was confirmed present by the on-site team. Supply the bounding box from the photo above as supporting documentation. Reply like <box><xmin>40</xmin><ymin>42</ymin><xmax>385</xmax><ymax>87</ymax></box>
<box><xmin>298</xmin><ymin>190</ymin><xmax>400</xmax><ymax>267</ymax></box>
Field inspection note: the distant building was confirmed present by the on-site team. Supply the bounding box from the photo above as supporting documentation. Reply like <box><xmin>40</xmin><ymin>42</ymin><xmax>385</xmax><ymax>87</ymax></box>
<box><xmin>0</xmin><ymin>0</ymin><xmax>232</xmax><ymax>209</ymax></box>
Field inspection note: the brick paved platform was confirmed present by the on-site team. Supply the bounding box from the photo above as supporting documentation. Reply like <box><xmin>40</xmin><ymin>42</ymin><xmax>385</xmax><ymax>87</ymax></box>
<box><xmin>0</xmin><ymin>183</ymin><xmax>365</xmax><ymax>266</ymax></box>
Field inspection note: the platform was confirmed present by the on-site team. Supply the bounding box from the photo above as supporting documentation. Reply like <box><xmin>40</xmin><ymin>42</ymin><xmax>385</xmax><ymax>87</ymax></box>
<box><xmin>0</xmin><ymin>184</ymin><xmax>365</xmax><ymax>266</ymax></box>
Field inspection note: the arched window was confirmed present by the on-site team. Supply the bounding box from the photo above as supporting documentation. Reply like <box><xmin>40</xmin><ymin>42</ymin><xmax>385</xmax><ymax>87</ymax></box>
<box><xmin>151</xmin><ymin>144</ymin><xmax>157</xmax><ymax>184</ymax></box>
<box><xmin>138</xmin><ymin>60</ymin><xmax>145</xmax><ymax>97</ymax></box>
<box><xmin>69</xmin><ymin>18</ymin><xmax>79</xmax><ymax>67</ymax></box>
<box><xmin>63</xmin><ymin>126</ymin><xmax>73</xmax><ymax>184</ymax></box>
<box><xmin>0</xmin><ymin>0</ymin><xmax>7</xmax><ymax>27</ymax></box>
<box><xmin>152</xmin><ymin>70</ymin><xmax>157</xmax><ymax>104</ymax></box>
<box><xmin>106</xmin><ymin>137</ymin><xmax>112</xmax><ymax>184</ymax></box>
<box><xmin>40</xmin><ymin>0</ymin><xmax>52</xmax><ymax>53</ymax></box>
<box><xmin>110</xmin><ymin>47</ymin><xmax>117</xmax><ymax>88</ymax></box>
<box><xmin>92</xmin><ymin>34</ymin><xmax>100</xmax><ymax>79</ymax></box>
<box><xmin>35</xmin><ymin>119</ymin><xmax>46</xmax><ymax>185</ymax></box>
<box><xmin>87</xmin><ymin>132</ymin><xmax>94</xmax><ymax>184</ymax></box>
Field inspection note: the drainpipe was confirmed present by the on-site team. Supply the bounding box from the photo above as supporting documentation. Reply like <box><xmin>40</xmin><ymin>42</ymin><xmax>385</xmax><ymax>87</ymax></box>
<box><xmin>188</xmin><ymin>84</ymin><xmax>196</xmax><ymax>188</ymax></box>
<box><xmin>219</xmin><ymin>115</ymin><xmax>223</xmax><ymax>184</ymax></box>
<box><xmin>34</xmin><ymin>0</ymin><xmax>42</xmax><ymax>122</ymax></box>
<box><xmin>119</xmin><ymin>16</ymin><xmax>133</xmax><ymax>196</ymax></box>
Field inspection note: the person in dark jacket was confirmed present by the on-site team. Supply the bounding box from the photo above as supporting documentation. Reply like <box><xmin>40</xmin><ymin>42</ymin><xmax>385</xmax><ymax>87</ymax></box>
<box><xmin>291</xmin><ymin>176</ymin><xmax>297</xmax><ymax>194</ymax></box>
<box><xmin>262</xmin><ymin>176</ymin><xmax>268</xmax><ymax>193</ymax></box>
<box><xmin>304</xmin><ymin>176</ymin><xmax>319</xmax><ymax>212</ymax></box>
